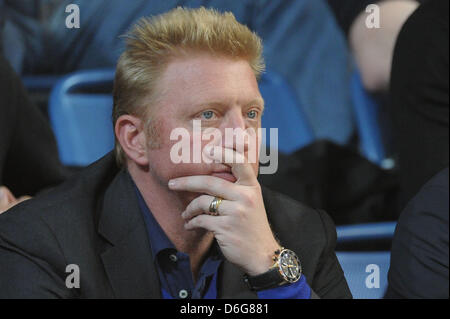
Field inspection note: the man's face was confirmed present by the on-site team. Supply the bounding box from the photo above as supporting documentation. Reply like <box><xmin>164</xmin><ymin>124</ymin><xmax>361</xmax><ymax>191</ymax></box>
<box><xmin>143</xmin><ymin>52</ymin><xmax>264</xmax><ymax>191</ymax></box>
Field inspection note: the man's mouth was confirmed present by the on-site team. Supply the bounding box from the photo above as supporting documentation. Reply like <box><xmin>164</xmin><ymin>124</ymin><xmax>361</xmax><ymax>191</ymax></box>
<box><xmin>211</xmin><ymin>168</ymin><xmax>237</xmax><ymax>183</ymax></box>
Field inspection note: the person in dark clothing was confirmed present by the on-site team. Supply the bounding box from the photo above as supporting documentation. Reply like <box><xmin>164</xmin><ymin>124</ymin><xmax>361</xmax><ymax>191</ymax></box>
<box><xmin>385</xmin><ymin>0</ymin><xmax>449</xmax><ymax>298</ymax></box>
<box><xmin>0</xmin><ymin>54</ymin><xmax>67</xmax><ymax>213</ymax></box>
<box><xmin>390</xmin><ymin>0</ymin><xmax>449</xmax><ymax>209</ymax></box>
<box><xmin>386</xmin><ymin>167</ymin><xmax>449</xmax><ymax>298</ymax></box>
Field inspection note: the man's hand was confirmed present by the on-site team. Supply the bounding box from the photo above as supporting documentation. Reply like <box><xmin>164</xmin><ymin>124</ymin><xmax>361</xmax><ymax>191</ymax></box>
<box><xmin>168</xmin><ymin>146</ymin><xmax>281</xmax><ymax>276</ymax></box>
<box><xmin>0</xmin><ymin>186</ymin><xmax>31</xmax><ymax>214</ymax></box>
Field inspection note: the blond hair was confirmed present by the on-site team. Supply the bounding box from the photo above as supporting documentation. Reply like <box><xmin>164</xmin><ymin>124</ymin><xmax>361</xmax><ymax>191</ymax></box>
<box><xmin>113</xmin><ymin>6</ymin><xmax>265</xmax><ymax>165</ymax></box>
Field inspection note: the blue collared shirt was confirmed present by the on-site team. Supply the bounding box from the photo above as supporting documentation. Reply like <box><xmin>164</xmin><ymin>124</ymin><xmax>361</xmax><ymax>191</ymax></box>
<box><xmin>134</xmin><ymin>185</ymin><xmax>311</xmax><ymax>299</ymax></box>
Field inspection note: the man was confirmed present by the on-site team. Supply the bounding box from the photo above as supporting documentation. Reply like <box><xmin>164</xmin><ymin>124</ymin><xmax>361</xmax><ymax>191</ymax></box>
<box><xmin>0</xmin><ymin>7</ymin><xmax>351</xmax><ymax>299</ymax></box>
<box><xmin>0</xmin><ymin>54</ymin><xmax>67</xmax><ymax>214</ymax></box>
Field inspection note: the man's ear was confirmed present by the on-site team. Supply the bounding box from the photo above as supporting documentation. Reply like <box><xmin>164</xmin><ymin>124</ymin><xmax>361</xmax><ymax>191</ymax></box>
<box><xmin>115</xmin><ymin>115</ymin><xmax>149</xmax><ymax>166</ymax></box>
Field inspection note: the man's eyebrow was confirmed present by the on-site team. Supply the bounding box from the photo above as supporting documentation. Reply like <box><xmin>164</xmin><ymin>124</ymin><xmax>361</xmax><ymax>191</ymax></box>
<box><xmin>192</xmin><ymin>101</ymin><xmax>228</xmax><ymax>110</ymax></box>
<box><xmin>193</xmin><ymin>98</ymin><xmax>265</xmax><ymax>110</ymax></box>
<box><xmin>245</xmin><ymin>98</ymin><xmax>265</xmax><ymax>110</ymax></box>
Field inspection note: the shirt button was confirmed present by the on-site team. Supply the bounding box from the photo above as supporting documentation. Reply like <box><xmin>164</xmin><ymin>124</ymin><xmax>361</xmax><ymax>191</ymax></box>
<box><xmin>179</xmin><ymin>289</ymin><xmax>189</xmax><ymax>299</ymax></box>
<box><xmin>169</xmin><ymin>254</ymin><xmax>178</xmax><ymax>262</ymax></box>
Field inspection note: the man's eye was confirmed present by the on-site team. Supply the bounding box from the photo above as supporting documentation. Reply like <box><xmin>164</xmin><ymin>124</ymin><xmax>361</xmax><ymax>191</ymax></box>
<box><xmin>247</xmin><ymin>110</ymin><xmax>258</xmax><ymax>119</ymax></box>
<box><xmin>201</xmin><ymin>111</ymin><xmax>214</xmax><ymax>119</ymax></box>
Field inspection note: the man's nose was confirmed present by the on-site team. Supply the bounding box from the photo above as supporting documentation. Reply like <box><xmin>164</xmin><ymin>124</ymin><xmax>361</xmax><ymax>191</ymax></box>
<box><xmin>221</xmin><ymin>112</ymin><xmax>249</xmax><ymax>153</ymax></box>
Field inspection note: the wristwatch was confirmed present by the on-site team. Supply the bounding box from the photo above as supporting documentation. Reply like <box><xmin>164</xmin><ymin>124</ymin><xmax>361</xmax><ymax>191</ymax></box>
<box><xmin>244</xmin><ymin>248</ymin><xmax>302</xmax><ymax>291</ymax></box>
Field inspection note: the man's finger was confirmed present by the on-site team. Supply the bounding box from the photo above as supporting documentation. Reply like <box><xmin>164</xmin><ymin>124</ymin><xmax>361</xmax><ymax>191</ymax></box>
<box><xmin>0</xmin><ymin>186</ymin><xmax>16</xmax><ymax>205</ymax></box>
<box><xmin>17</xmin><ymin>196</ymin><xmax>31</xmax><ymax>203</ymax></box>
<box><xmin>182</xmin><ymin>194</ymin><xmax>213</xmax><ymax>220</ymax></box>
<box><xmin>182</xmin><ymin>195</ymin><xmax>233</xmax><ymax>220</ymax></box>
<box><xmin>169</xmin><ymin>175</ymin><xmax>240</xmax><ymax>200</ymax></box>
<box><xmin>184</xmin><ymin>214</ymin><xmax>226</xmax><ymax>232</ymax></box>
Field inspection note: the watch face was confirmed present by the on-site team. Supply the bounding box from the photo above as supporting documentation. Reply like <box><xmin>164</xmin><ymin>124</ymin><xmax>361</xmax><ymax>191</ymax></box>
<box><xmin>278</xmin><ymin>249</ymin><xmax>302</xmax><ymax>283</ymax></box>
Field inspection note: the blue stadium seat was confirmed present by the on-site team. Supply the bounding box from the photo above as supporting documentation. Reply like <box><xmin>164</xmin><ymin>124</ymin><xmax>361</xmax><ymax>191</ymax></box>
<box><xmin>260</xmin><ymin>69</ymin><xmax>389</xmax><ymax>164</ymax></box>
<box><xmin>48</xmin><ymin>69</ymin><xmax>115</xmax><ymax>166</ymax></box>
<box><xmin>351</xmin><ymin>71</ymin><xmax>387</xmax><ymax>167</ymax></box>
<box><xmin>335</xmin><ymin>222</ymin><xmax>396</xmax><ymax>298</ymax></box>
<box><xmin>259</xmin><ymin>70</ymin><xmax>315</xmax><ymax>154</ymax></box>
<box><xmin>336</xmin><ymin>251</ymin><xmax>391</xmax><ymax>299</ymax></box>
<box><xmin>336</xmin><ymin>221</ymin><xmax>397</xmax><ymax>245</ymax></box>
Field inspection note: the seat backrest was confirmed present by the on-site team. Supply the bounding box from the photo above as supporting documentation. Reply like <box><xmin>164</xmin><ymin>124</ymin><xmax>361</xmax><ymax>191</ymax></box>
<box><xmin>336</xmin><ymin>221</ymin><xmax>396</xmax><ymax>252</ymax></box>
<box><xmin>259</xmin><ymin>70</ymin><xmax>315</xmax><ymax>154</ymax></box>
<box><xmin>49</xmin><ymin>69</ymin><xmax>115</xmax><ymax>166</ymax></box>
<box><xmin>336</xmin><ymin>251</ymin><xmax>391</xmax><ymax>299</ymax></box>
<box><xmin>336</xmin><ymin>222</ymin><xmax>397</xmax><ymax>245</ymax></box>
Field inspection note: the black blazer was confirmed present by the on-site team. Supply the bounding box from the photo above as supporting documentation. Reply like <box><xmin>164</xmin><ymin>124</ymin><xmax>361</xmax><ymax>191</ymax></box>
<box><xmin>0</xmin><ymin>55</ymin><xmax>67</xmax><ymax>197</ymax></box>
<box><xmin>386</xmin><ymin>167</ymin><xmax>449</xmax><ymax>298</ymax></box>
<box><xmin>0</xmin><ymin>152</ymin><xmax>351</xmax><ymax>298</ymax></box>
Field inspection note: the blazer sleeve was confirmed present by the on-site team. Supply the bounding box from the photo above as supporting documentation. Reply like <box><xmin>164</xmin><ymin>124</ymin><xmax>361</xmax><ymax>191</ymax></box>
<box><xmin>0</xmin><ymin>204</ymin><xmax>75</xmax><ymax>298</ymax></box>
<box><xmin>310</xmin><ymin>209</ymin><xmax>353</xmax><ymax>299</ymax></box>
<box><xmin>0</xmin><ymin>246</ymin><xmax>73</xmax><ymax>298</ymax></box>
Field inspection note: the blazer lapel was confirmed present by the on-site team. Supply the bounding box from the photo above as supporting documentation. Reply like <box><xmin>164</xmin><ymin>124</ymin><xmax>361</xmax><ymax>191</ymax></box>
<box><xmin>98</xmin><ymin>169</ymin><xmax>161</xmax><ymax>298</ymax></box>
